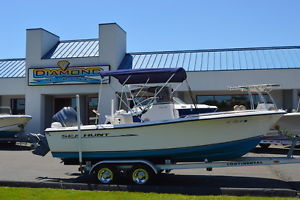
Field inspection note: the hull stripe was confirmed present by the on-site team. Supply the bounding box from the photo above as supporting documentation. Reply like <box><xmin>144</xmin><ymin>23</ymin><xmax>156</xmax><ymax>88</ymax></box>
<box><xmin>52</xmin><ymin>136</ymin><xmax>263</xmax><ymax>162</ymax></box>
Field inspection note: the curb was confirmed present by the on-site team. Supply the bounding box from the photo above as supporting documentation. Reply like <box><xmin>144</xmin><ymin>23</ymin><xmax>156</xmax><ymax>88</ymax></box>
<box><xmin>0</xmin><ymin>180</ymin><xmax>298</xmax><ymax>197</ymax></box>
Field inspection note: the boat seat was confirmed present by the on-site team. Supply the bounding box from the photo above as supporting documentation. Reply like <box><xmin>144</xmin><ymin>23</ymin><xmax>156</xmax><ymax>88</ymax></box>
<box><xmin>51</xmin><ymin>122</ymin><xmax>63</xmax><ymax>128</ymax></box>
<box><xmin>233</xmin><ymin>105</ymin><xmax>246</xmax><ymax>110</ymax></box>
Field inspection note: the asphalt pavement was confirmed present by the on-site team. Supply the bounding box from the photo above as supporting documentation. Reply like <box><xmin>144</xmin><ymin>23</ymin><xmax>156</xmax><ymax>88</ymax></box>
<box><xmin>0</xmin><ymin>144</ymin><xmax>299</xmax><ymax>197</ymax></box>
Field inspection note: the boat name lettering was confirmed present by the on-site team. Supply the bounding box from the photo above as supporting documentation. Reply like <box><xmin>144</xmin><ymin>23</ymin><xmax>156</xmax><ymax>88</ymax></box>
<box><xmin>61</xmin><ymin>133</ymin><xmax>109</xmax><ymax>139</ymax></box>
<box><xmin>226</xmin><ymin>161</ymin><xmax>263</xmax><ymax>166</ymax></box>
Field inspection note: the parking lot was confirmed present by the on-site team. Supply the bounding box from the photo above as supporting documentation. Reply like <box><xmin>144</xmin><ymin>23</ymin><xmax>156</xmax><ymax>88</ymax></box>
<box><xmin>0</xmin><ymin>144</ymin><xmax>299</xmax><ymax>195</ymax></box>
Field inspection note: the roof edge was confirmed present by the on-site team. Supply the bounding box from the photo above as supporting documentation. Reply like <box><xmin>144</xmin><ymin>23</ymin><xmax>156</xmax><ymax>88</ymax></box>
<box><xmin>99</xmin><ymin>23</ymin><xmax>126</xmax><ymax>33</ymax></box>
<box><xmin>0</xmin><ymin>58</ymin><xmax>25</xmax><ymax>61</ymax></box>
<box><xmin>26</xmin><ymin>28</ymin><xmax>59</xmax><ymax>38</ymax></box>
<box><xmin>59</xmin><ymin>38</ymin><xmax>98</xmax><ymax>43</ymax></box>
<box><xmin>128</xmin><ymin>45</ymin><xmax>300</xmax><ymax>55</ymax></box>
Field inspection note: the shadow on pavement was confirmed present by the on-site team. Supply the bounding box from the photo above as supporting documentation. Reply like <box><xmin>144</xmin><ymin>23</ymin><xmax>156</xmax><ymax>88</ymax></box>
<box><xmin>154</xmin><ymin>174</ymin><xmax>291</xmax><ymax>188</ymax></box>
<box><xmin>36</xmin><ymin>173</ymin><xmax>94</xmax><ymax>183</ymax></box>
<box><xmin>36</xmin><ymin>176</ymin><xmax>80</xmax><ymax>183</ymax></box>
<box><xmin>0</xmin><ymin>144</ymin><xmax>32</xmax><ymax>151</ymax></box>
<box><xmin>34</xmin><ymin>173</ymin><xmax>300</xmax><ymax>195</ymax></box>
<box><xmin>45</xmin><ymin>172</ymin><xmax>298</xmax><ymax>189</ymax></box>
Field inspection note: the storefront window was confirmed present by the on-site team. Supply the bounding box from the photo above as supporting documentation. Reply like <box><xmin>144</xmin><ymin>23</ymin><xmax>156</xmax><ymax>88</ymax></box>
<box><xmin>11</xmin><ymin>98</ymin><xmax>25</xmax><ymax>115</ymax></box>
<box><xmin>196</xmin><ymin>94</ymin><xmax>271</xmax><ymax>111</ymax></box>
<box><xmin>88</xmin><ymin>97</ymin><xmax>98</xmax><ymax>124</ymax></box>
<box><xmin>71</xmin><ymin>98</ymin><xmax>77</xmax><ymax>109</ymax></box>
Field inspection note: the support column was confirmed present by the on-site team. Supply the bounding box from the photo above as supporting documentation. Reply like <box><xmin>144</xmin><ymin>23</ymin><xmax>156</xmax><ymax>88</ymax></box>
<box><xmin>25</xmin><ymin>92</ymin><xmax>44</xmax><ymax>133</ymax></box>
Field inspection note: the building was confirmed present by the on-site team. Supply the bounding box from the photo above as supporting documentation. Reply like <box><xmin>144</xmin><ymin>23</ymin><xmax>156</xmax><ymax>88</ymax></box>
<box><xmin>0</xmin><ymin>23</ymin><xmax>300</xmax><ymax>133</ymax></box>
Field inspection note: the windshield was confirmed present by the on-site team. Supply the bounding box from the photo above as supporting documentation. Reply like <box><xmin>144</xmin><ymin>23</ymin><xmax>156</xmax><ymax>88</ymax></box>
<box><xmin>132</xmin><ymin>97</ymin><xmax>158</xmax><ymax>107</ymax></box>
<box><xmin>172</xmin><ymin>97</ymin><xmax>186</xmax><ymax>104</ymax></box>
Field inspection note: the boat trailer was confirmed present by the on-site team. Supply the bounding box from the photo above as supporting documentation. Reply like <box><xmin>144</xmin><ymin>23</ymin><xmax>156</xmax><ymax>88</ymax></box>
<box><xmin>46</xmin><ymin>93</ymin><xmax>300</xmax><ymax>185</ymax></box>
<box><xmin>81</xmin><ymin>143</ymin><xmax>300</xmax><ymax>185</ymax></box>
<box><xmin>260</xmin><ymin>136</ymin><xmax>300</xmax><ymax>149</ymax></box>
<box><xmin>0</xmin><ymin>131</ymin><xmax>46</xmax><ymax>149</ymax></box>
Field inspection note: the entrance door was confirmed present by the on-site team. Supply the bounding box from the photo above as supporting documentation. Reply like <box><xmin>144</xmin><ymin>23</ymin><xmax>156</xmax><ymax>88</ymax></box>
<box><xmin>54</xmin><ymin>97</ymin><xmax>76</xmax><ymax>113</ymax></box>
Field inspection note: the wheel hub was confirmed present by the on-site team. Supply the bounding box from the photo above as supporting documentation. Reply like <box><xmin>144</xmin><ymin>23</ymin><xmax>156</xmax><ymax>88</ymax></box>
<box><xmin>132</xmin><ymin>169</ymin><xmax>149</xmax><ymax>184</ymax></box>
<box><xmin>98</xmin><ymin>168</ymin><xmax>113</xmax><ymax>184</ymax></box>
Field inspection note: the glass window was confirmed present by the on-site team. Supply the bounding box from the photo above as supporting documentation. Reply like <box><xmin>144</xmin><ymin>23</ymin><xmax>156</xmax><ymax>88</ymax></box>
<box><xmin>11</xmin><ymin>98</ymin><xmax>25</xmax><ymax>115</ymax></box>
<box><xmin>87</xmin><ymin>97</ymin><xmax>98</xmax><ymax>124</ymax></box>
<box><xmin>71</xmin><ymin>97</ymin><xmax>77</xmax><ymax>109</ymax></box>
<box><xmin>196</xmin><ymin>94</ymin><xmax>272</xmax><ymax>111</ymax></box>
<box><xmin>215</xmin><ymin>95</ymin><xmax>234</xmax><ymax>111</ymax></box>
<box><xmin>197</xmin><ymin>96</ymin><xmax>216</xmax><ymax>105</ymax></box>
<box><xmin>54</xmin><ymin>97</ymin><xmax>76</xmax><ymax>113</ymax></box>
<box><xmin>0</xmin><ymin>107</ymin><xmax>11</xmax><ymax>114</ymax></box>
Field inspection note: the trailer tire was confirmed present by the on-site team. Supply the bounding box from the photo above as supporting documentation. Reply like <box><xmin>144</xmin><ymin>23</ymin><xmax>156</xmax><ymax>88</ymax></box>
<box><xmin>130</xmin><ymin>164</ymin><xmax>155</xmax><ymax>185</ymax></box>
<box><xmin>94</xmin><ymin>164</ymin><xmax>117</xmax><ymax>184</ymax></box>
<box><xmin>259</xmin><ymin>143</ymin><xmax>271</xmax><ymax>149</ymax></box>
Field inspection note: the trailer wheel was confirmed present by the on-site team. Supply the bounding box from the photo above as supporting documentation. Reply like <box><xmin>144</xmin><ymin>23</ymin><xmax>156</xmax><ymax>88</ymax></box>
<box><xmin>130</xmin><ymin>164</ymin><xmax>154</xmax><ymax>185</ymax></box>
<box><xmin>95</xmin><ymin>165</ymin><xmax>117</xmax><ymax>184</ymax></box>
<box><xmin>259</xmin><ymin>143</ymin><xmax>271</xmax><ymax>149</ymax></box>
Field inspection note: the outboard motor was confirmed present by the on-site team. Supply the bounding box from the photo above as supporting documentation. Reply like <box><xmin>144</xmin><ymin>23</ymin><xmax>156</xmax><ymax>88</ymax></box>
<box><xmin>52</xmin><ymin>107</ymin><xmax>78</xmax><ymax>127</ymax></box>
<box><xmin>32</xmin><ymin>134</ymin><xmax>49</xmax><ymax>156</ymax></box>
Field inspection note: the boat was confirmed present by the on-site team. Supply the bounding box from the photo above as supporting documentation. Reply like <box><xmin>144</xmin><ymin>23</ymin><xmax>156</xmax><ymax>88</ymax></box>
<box><xmin>274</xmin><ymin>97</ymin><xmax>300</xmax><ymax>136</ymax></box>
<box><xmin>41</xmin><ymin>68</ymin><xmax>285</xmax><ymax>165</ymax></box>
<box><xmin>276</xmin><ymin>112</ymin><xmax>300</xmax><ymax>135</ymax></box>
<box><xmin>259</xmin><ymin>111</ymin><xmax>300</xmax><ymax>149</ymax></box>
<box><xmin>0</xmin><ymin>107</ymin><xmax>32</xmax><ymax>142</ymax></box>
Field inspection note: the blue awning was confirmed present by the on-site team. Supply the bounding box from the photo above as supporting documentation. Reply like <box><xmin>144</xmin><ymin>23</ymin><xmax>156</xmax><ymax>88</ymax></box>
<box><xmin>100</xmin><ymin>68</ymin><xmax>186</xmax><ymax>84</ymax></box>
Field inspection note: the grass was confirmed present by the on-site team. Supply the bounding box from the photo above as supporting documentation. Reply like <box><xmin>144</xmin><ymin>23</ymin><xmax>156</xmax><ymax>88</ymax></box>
<box><xmin>0</xmin><ymin>187</ymin><xmax>297</xmax><ymax>200</ymax></box>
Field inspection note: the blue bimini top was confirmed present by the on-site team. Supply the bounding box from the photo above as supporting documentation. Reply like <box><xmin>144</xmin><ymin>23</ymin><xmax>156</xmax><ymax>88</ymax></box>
<box><xmin>99</xmin><ymin>68</ymin><xmax>187</xmax><ymax>84</ymax></box>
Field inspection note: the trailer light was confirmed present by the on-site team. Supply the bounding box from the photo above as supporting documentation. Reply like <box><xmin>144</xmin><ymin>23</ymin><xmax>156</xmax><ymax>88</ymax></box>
<box><xmin>273</xmin><ymin>160</ymin><xmax>280</xmax><ymax>163</ymax></box>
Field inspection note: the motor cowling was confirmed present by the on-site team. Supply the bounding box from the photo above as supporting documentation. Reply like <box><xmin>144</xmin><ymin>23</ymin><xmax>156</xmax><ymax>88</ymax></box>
<box><xmin>52</xmin><ymin>107</ymin><xmax>78</xmax><ymax>127</ymax></box>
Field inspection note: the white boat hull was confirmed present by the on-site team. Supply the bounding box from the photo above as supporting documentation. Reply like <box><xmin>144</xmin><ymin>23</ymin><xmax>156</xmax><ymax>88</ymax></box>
<box><xmin>0</xmin><ymin>115</ymin><xmax>32</xmax><ymax>133</ymax></box>
<box><xmin>266</xmin><ymin>112</ymin><xmax>300</xmax><ymax>137</ymax></box>
<box><xmin>277</xmin><ymin>112</ymin><xmax>300</xmax><ymax>135</ymax></box>
<box><xmin>45</xmin><ymin>110</ymin><xmax>284</xmax><ymax>163</ymax></box>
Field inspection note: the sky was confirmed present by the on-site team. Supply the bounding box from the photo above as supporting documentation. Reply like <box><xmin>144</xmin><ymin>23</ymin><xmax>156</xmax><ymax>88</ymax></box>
<box><xmin>0</xmin><ymin>0</ymin><xmax>299</xmax><ymax>59</ymax></box>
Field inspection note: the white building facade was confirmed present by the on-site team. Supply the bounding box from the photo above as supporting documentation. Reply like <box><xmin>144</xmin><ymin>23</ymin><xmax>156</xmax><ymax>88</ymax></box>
<box><xmin>0</xmin><ymin>23</ymin><xmax>299</xmax><ymax>133</ymax></box>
